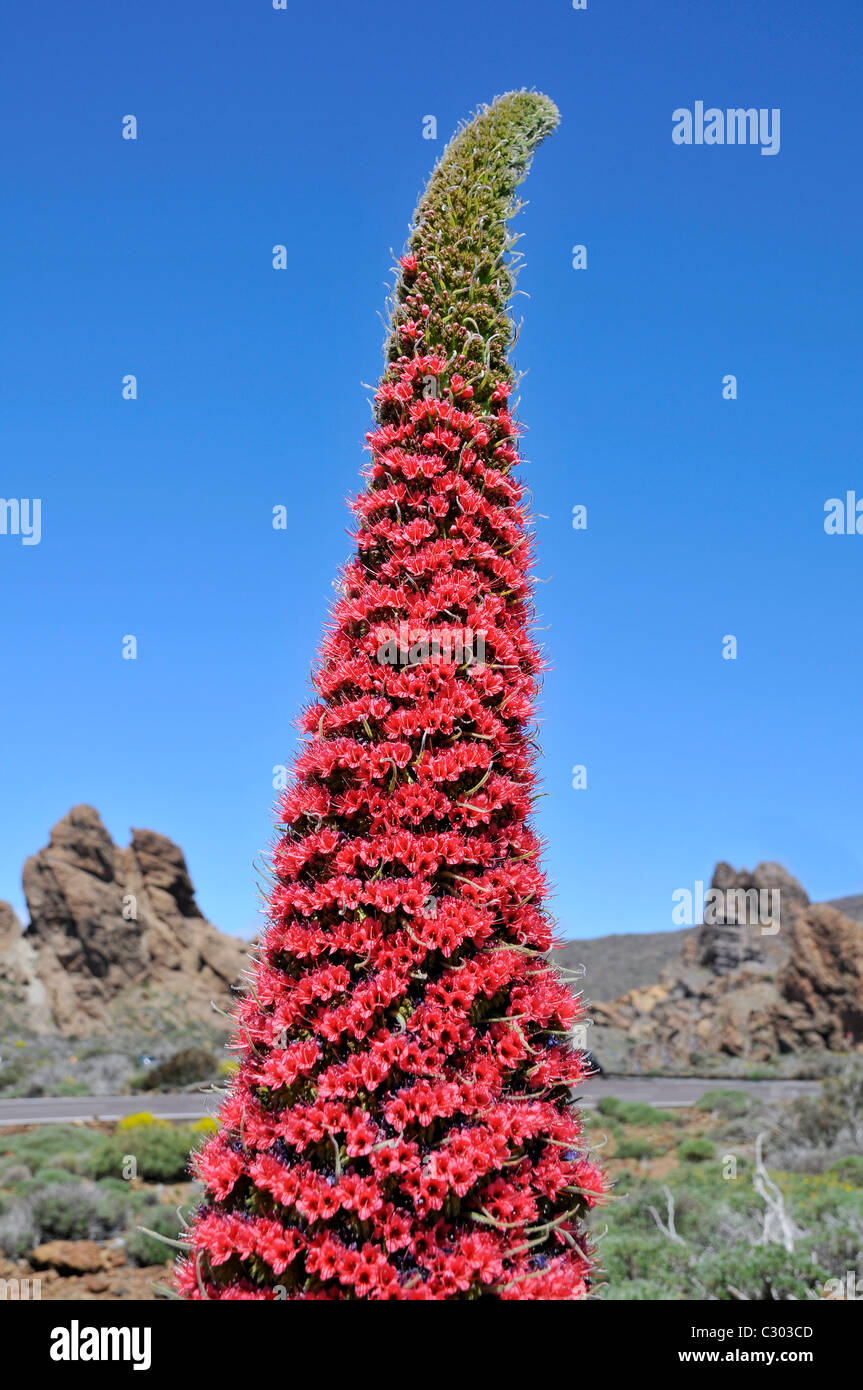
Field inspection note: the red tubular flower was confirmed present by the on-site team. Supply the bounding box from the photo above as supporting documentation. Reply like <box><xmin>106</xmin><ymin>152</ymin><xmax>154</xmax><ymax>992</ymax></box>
<box><xmin>177</xmin><ymin>91</ymin><xmax>606</xmax><ymax>1302</ymax></box>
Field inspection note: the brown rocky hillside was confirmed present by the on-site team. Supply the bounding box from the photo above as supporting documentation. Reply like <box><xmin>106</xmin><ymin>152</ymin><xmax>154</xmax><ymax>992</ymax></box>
<box><xmin>565</xmin><ymin>862</ymin><xmax>863</xmax><ymax>1074</ymax></box>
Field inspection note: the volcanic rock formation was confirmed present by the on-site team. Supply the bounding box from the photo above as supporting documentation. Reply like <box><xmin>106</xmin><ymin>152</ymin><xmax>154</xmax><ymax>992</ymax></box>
<box><xmin>588</xmin><ymin>862</ymin><xmax>863</xmax><ymax>1071</ymax></box>
<box><xmin>0</xmin><ymin>806</ymin><xmax>248</xmax><ymax>1035</ymax></box>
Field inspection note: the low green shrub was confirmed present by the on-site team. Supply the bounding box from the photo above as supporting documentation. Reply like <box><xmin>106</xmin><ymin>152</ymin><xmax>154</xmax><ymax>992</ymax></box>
<box><xmin>827</xmin><ymin>1155</ymin><xmax>863</xmax><ymax>1186</ymax></box>
<box><xmin>29</xmin><ymin>1166</ymin><xmax>77</xmax><ymax>1186</ymax></box>
<box><xmin>127</xmin><ymin>1205</ymin><xmax>184</xmax><ymax>1266</ymax></box>
<box><xmin>87</xmin><ymin>1123</ymin><xmax>194</xmax><ymax>1183</ymax></box>
<box><xmin>0</xmin><ymin>1204</ymin><xmax>38</xmax><ymax>1258</ymax></box>
<box><xmin>696</xmin><ymin>1241</ymin><xmax>837</xmax><ymax>1301</ymax></box>
<box><xmin>597</xmin><ymin>1096</ymin><xmax>624</xmax><ymax>1118</ymax></box>
<box><xmin>677</xmin><ymin>1138</ymin><xmax>716</xmax><ymax>1163</ymax></box>
<box><xmin>597</xmin><ymin>1097</ymin><xmax>673</xmax><ymax>1126</ymax></box>
<box><xmin>0</xmin><ymin>1162</ymin><xmax>32</xmax><ymax>1187</ymax></box>
<box><xmin>29</xmin><ymin>1180</ymin><xmax>128</xmax><ymax>1242</ymax></box>
<box><xmin>787</xmin><ymin>1063</ymin><xmax>863</xmax><ymax>1150</ymax></box>
<box><xmin>134</xmin><ymin>1048</ymin><xmax>219</xmax><ymax>1092</ymax></box>
<box><xmin>600</xmin><ymin>1231</ymin><xmax>693</xmax><ymax>1288</ymax></box>
<box><xmin>600</xmin><ymin>1230</ymin><xmax>855</xmax><ymax>1302</ymax></box>
<box><xmin>615</xmin><ymin>1138</ymin><xmax>661</xmax><ymax>1160</ymax></box>
<box><xmin>0</xmin><ymin>1124</ymin><xmax>100</xmax><ymax>1173</ymax></box>
<box><xmin>695</xmin><ymin>1089</ymin><xmax>753</xmax><ymax>1118</ymax></box>
<box><xmin>0</xmin><ymin>1058</ymin><xmax>29</xmax><ymax>1091</ymax></box>
<box><xmin>616</xmin><ymin>1101</ymin><xmax>675</xmax><ymax>1126</ymax></box>
<box><xmin>96</xmin><ymin>1177</ymin><xmax>133</xmax><ymax>1195</ymax></box>
<box><xmin>600</xmin><ymin>1275</ymin><xmax>682</xmax><ymax>1301</ymax></box>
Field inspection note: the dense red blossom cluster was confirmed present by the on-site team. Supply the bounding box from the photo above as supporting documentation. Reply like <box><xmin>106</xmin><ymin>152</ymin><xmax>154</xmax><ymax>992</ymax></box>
<box><xmin>177</xmin><ymin>240</ymin><xmax>606</xmax><ymax>1300</ymax></box>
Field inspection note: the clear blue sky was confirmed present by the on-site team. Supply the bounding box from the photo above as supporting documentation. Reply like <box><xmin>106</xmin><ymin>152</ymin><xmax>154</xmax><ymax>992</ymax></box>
<box><xmin>2</xmin><ymin>0</ymin><xmax>861</xmax><ymax>942</ymax></box>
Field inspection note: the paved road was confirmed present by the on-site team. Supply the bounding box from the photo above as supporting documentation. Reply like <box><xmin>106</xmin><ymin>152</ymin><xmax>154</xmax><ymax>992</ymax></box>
<box><xmin>582</xmin><ymin>1077</ymin><xmax>821</xmax><ymax>1108</ymax></box>
<box><xmin>0</xmin><ymin>1092</ymin><xmax>220</xmax><ymax>1127</ymax></box>
<box><xmin>0</xmin><ymin>1077</ymin><xmax>821</xmax><ymax>1127</ymax></box>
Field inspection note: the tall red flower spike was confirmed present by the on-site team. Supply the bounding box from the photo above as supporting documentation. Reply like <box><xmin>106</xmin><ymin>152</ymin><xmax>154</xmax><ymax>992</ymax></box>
<box><xmin>177</xmin><ymin>91</ymin><xmax>607</xmax><ymax>1301</ymax></box>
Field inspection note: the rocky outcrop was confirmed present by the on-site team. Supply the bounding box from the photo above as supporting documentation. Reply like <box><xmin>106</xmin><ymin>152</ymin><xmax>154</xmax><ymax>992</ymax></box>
<box><xmin>1</xmin><ymin>806</ymin><xmax>249</xmax><ymax>1036</ymax></box>
<box><xmin>31</xmin><ymin>1241</ymin><xmax>106</xmax><ymax>1276</ymax></box>
<box><xmin>776</xmin><ymin>904</ymin><xmax>863</xmax><ymax>1049</ymax></box>
<box><xmin>692</xmin><ymin>860</ymin><xmax>808</xmax><ymax>974</ymax></box>
<box><xmin>590</xmin><ymin>862</ymin><xmax>863</xmax><ymax>1072</ymax></box>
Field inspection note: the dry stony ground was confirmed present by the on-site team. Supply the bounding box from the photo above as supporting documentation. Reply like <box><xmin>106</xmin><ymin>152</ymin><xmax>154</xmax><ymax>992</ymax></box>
<box><xmin>0</xmin><ymin>1247</ymin><xmax>169</xmax><ymax>1300</ymax></box>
